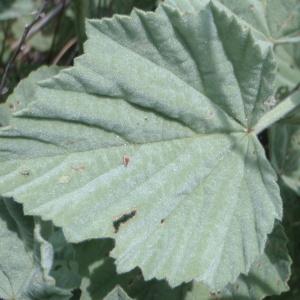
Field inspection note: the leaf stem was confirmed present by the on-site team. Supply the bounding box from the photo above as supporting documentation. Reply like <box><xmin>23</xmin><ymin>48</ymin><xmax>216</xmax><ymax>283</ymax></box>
<box><xmin>274</xmin><ymin>35</ymin><xmax>300</xmax><ymax>45</ymax></box>
<box><xmin>254</xmin><ymin>95</ymin><xmax>300</xmax><ymax>134</ymax></box>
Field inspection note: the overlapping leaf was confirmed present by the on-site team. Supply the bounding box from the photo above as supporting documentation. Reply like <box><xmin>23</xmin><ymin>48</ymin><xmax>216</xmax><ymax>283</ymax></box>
<box><xmin>0</xmin><ymin>198</ymin><xmax>71</xmax><ymax>300</ymax></box>
<box><xmin>163</xmin><ymin>0</ymin><xmax>300</xmax><ymax>96</ymax></box>
<box><xmin>0</xmin><ymin>3</ymin><xmax>282</xmax><ymax>290</ymax></box>
<box><xmin>0</xmin><ymin>66</ymin><xmax>61</xmax><ymax>120</ymax></box>
<box><xmin>104</xmin><ymin>286</ymin><xmax>133</xmax><ymax>300</ymax></box>
<box><xmin>0</xmin><ymin>66</ymin><xmax>61</xmax><ymax>128</ymax></box>
<box><xmin>270</xmin><ymin>123</ymin><xmax>300</xmax><ymax>195</ymax></box>
<box><xmin>164</xmin><ymin>0</ymin><xmax>300</xmax><ymax>44</ymax></box>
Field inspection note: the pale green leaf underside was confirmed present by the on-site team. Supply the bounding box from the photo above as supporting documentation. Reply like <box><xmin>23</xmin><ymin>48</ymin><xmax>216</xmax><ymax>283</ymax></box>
<box><xmin>164</xmin><ymin>0</ymin><xmax>300</xmax><ymax>94</ymax></box>
<box><xmin>164</xmin><ymin>0</ymin><xmax>300</xmax><ymax>42</ymax></box>
<box><xmin>218</xmin><ymin>224</ymin><xmax>291</xmax><ymax>299</ymax></box>
<box><xmin>185</xmin><ymin>226</ymin><xmax>291</xmax><ymax>300</ymax></box>
<box><xmin>275</xmin><ymin>45</ymin><xmax>300</xmax><ymax>89</ymax></box>
<box><xmin>0</xmin><ymin>66</ymin><xmax>61</xmax><ymax>126</ymax></box>
<box><xmin>0</xmin><ymin>4</ymin><xmax>281</xmax><ymax>289</ymax></box>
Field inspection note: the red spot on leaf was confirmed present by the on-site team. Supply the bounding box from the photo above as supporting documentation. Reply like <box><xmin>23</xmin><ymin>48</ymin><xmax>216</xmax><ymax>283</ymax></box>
<box><xmin>123</xmin><ymin>155</ymin><xmax>130</xmax><ymax>167</ymax></box>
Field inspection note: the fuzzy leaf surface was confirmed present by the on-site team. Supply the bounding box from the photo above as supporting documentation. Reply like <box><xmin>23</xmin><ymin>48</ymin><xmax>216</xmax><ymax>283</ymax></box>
<box><xmin>0</xmin><ymin>66</ymin><xmax>61</xmax><ymax>124</ymax></box>
<box><xmin>164</xmin><ymin>0</ymin><xmax>300</xmax><ymax>97</ymax></box>
<box><xmin>0</xmin><ymin>4</ymin><xmax>281</xmax><ymax>289</ymax></box>
<box><xmin>164</xmin><ymin>0</ymin><xmax>300</xmax><ymax>42</ymax></box>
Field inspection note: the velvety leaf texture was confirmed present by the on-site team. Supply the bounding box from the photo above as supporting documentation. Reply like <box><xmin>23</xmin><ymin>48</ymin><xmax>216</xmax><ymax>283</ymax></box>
<box><xmin>275</xmin><ymin>45</ymin><xmax>300</xmax><ymax>89</ymax></box>
<box><xmin>219</xmin><ymin>224</ymin><xmax>291</xmax><ymax>300</ymax></box>
<box><xmin>0</xmin><ymin>3</ymin><xmax>282</xmax><ymax>290</ymax></box>
<box><xmin>164</xmin><ymin>0</ymin><xmax>300</xmax><ymax>95</ymax></box>
<box><xmin>0</xmin><ymin>66</ymin><xmax>61</xmax><ymax>125</ymax></box>
<box><xmin>164</xmin><ymin>0</ymin><xmax>300</xmax><ymax>42</ymax></box>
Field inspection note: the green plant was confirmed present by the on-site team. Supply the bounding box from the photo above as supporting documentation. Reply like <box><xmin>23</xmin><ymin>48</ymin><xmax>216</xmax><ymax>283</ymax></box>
<box><xmin>0</xmin><ymin>0</ymin><xmax>299</xmax><ymax>299</ymax></box>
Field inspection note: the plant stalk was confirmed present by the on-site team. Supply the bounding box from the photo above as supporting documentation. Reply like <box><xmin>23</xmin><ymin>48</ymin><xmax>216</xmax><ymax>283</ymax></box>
<box><xmin>254</xmin><ymin>95</ymin><xmax>300</xmax><ymax>134</ymax></box>
<box><xmin>274</xmin><ymin>35</ymin><xmax>300</xmax><ymax>45</ymax></box>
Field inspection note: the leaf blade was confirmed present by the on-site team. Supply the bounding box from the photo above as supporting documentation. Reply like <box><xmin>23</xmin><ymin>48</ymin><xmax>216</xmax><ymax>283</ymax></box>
<box><xmin>0</xmin><ymin>4</ymin><xmax>281</xmax><ymax>290</ymax></box>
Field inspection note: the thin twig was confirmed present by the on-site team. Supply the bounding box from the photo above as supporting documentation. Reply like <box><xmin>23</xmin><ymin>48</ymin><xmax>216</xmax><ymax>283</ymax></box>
<box><xmin>52</xmin><ymin>37</ymin><xmax>78</xmax><ymax>65</ymax></box>
<box><xmin>64</xmin><ymin>43</ymin><xmax>80</xmax><ymax>66</ymax></box>
<box><xmin>47</xmin><ymin>0</ymin><xmax>67</xmax><ymax>62</ymax></box>
<box><xmin>0</xmin><ymin>1</ymin><xmax>49</xmax><ymax>97</ymax></box>
<box><xmin>11</xmin><ymin>0</ymin><xmax>72</xmax><ymax>50</ymax></box>
<box><xmin>26</xmin><ymin>0</ymin><xmax>71</xmax><ymax>44</ymax></box>
<box><xmin>284</xmin><ymin>82</ymin><xmax>300</xmax><ymax>99</ymax></box>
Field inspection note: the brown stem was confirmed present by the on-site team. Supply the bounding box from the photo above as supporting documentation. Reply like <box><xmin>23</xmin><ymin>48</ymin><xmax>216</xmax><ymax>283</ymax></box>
<box><xmin>0</xmin><ymin>0</ymin><xmax>49</xmax><ymax>98</ymax></box>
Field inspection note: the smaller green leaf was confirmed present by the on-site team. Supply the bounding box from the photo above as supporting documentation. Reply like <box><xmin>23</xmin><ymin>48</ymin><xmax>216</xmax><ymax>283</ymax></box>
<box><xmin>270</xmin><ymin>123</ymin><xmax>300</xmax><ymax>195</ymax></box>
<box><xmin>47</xmin><ymin>228</ymin><xmax>81</xmax><ymax>290</ymax></box>
<box><xmin>37</xmin><ymin>221</ymin><xmax>81</xmax><ymax>291</ymax></box>
<box><xmin>0</xmin><ymin>106</ymin><xmax>9</xmax><ymax>127</ymax></box>
<box><xmin>104</xmin><ymin>286</ymin><xmax>133</xmax><ymax>300</ymax></box>
<box><xmin>0</xmin><ymin>198</ymin><xmax>71</xmax><ymax>300</ymax></box>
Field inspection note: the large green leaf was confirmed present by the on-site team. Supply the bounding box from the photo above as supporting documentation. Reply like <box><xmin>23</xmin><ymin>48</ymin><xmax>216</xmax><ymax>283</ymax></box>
<box><xmin>0</xmin><ymin>198</ymin><xmax>71</xmax><ymax>300</ymax></box>
<box><xmin>163</xmin><ymin>0</ymin><xmax>300</xmax><ymax>95</ymax></box>
<box><xmin>0</xmin><ymin>3</ymin><xmax>282</xmax><ymax>290</ymax></box>
<box><xmin>76</xmin><ymin>225</ymin><xmax>291</xmax><ymax>300</ymax></box>
<box><xmin>219</xmin><ymin>224</ymin><xmax>291</xmax><ymax>299</ymax></box>
<box><xmin>164</xmin><ymin>0</ymin><xmax>300</xmax><ymax>43</ymax></box>
<box><xmin>0</xmin><ymin>66</ymin><xmax>61</xmax><ymax>122</ymax></box>
<box><xmin>275</xmin><ymin>44</ymin><xmax>300</xmax><ymax>121</ymax></box>
<box><xmin>0</xmin><ymin>66</ymin><xmax>61</xmax><ymax>129</ymax></box>
<box><xmin>0</xmin><ymin>106</ymin><xmax>9</xmax><ymax>127</ymax></box>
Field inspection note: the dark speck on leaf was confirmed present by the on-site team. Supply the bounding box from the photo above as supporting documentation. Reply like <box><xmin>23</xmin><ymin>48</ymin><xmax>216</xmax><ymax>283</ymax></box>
<box><xmin>20</xmin><ymin>170</ymin><xmax>30</xmax><ymax>176</ymax></box>
<box><xmin>113</xmin><ymin>210</ymin><xmax>136</xmax><ymax>233</ymax></box>
<box><xmin>123</xmin><ymin>155</ymin><xmax>130</xmax><ymax>167</ymax></box>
